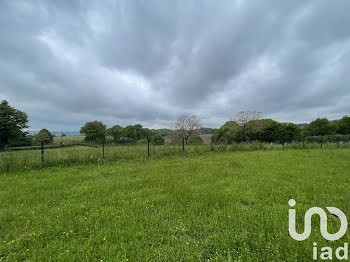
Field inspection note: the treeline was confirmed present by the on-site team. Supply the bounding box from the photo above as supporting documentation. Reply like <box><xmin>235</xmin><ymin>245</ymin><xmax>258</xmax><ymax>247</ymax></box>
<box><xmin>212</xmin><ymin>115</ymin><xmax>350</xmax><ymax>144</ymax></box>
<box><xmin>2</xmin><ymin>100</ymin><xmax>350</xmax><ymax>150</ymax></box>
<box><xmin>79</xmin><ymin>115</ymin><xmax>209</xmax><ymax>146</ymax></box>
<box><xmin>151</xmin><ymin>127</ymin><xmax>216</xmax><ymax>137</ymax></box>
<box><xmin>80</xmin><ymin>121</ymin><xmax>166</xmax><ymax>145</ymax></box>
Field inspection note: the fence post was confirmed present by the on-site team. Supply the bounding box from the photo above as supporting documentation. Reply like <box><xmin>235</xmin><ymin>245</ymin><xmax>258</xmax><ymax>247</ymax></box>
<box><xmin>320</xmin><ymin>136</ymin><xmax>323</xmax><ymax>149</ymax></box>
<box><xmin>147</xmin><ymin>138</ymin><xmax>150</xmax><ymax>158</ymax></box>
<box><xmin>41</xmin><ymin>142</ymin><xmax>44</xmax><ymax>162</ymax></box>
<box><xmin>302</xmin><ymin>137</ymin><xmax>304</xmax><ymax>148</ymax></box>
<box><xmin>210</xmin><ymin>137</ymin><xmax>213</xmax><ymax>152</ymax></box>
<box><xmin>102</xmin><ymin>140</ymin><xmax>105</xmax><ymax>159</ymax></box>
<box><xmin>182</xmin><ymin>137</ymin><xmax>185</xmax><ymax>152</ymax></box>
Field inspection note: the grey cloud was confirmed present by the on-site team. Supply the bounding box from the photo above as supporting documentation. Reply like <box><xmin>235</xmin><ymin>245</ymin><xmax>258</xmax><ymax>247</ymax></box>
<box><xmin>0</xmin><ymin>0</ymin><xmax>349</xmax><ymax>130</ymax></box>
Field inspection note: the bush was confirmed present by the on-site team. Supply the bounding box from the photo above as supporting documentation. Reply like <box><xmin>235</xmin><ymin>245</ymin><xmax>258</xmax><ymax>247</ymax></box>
<box><xmin>152</xmin><ymin>134</ymin><xmax>165</xmax><ymax>145</ymax></box>
<box><xmin>170</xmin><ymin>136</ymin><xmax>183</xmax><ymax>145</ymax></box>
<box><xmin>137</xmin><ymin>139</ymin><xmax>148</xmax><ymax>145</ymax></box>
<box><xmin>187</xmin><ymin>134</ymin><xmax>204</xmax><ymax>145</ymax></box>
<box><xmin>35</xmin><ymin>129</ymin><xmax>54</xmax><ymax>145</ymax></box>
<box><xmin>8</xmin><ymin>135</ymin><xmax>33</xmax><ymax>147</ymax></box>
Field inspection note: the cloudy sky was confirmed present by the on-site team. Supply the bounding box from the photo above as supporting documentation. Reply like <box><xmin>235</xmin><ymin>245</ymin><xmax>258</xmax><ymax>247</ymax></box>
<box><xmin>1</xmin><ymin>0</ymin><xmax>350</xmax><ymax>130</ymax></box>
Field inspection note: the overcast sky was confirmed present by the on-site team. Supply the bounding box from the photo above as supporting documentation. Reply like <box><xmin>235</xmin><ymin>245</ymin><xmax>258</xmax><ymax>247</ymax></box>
<box><xmin>1</xmin><ymin>0</ymin><xmax>350</xmax><ymax>130</ymax></box>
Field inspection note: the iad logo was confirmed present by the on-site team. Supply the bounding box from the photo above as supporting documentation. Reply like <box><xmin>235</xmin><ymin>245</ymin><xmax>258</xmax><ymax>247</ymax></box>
<box><xmin>288</xmin><ymin>199</ymin><xmax>348</xmax><ymax>241</ymax></box>
<box><xmin>288</xmin><ymin>199</ymin><xmax>348</xmax><ymax>260</ymax></box>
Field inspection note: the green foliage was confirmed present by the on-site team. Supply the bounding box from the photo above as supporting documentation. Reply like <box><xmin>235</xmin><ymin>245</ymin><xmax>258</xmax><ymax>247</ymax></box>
<box><xmin>337</xmin><ymin>116</ymin><xmax>350</xmax><ymax>135</ymax></box>
<box><xmin>152</xmin><ymin>134</ymin><xmax>165</xmax><ymax>145</ymax></box>
<box><xmin>150</xmin><ymin>128</ymin><xmax>214</xmax><ymax>137</ymax></box>
<box><xmin>108</xmin><ymin>125</ymin><xmax>123</xmax><ymax>142</ymax></box>
<box><xmin>80</xmin><ymin>121</ymin><xmax>107</xmax><ymax>143</ymax></box>
<box><xmin>213</xmin><ymin>116</ymin><xmax>350</xmax><ymax>145</ymax></box>
<box><xmin>212</xmin><ymin>121</ymin><xmax>239</xmax><ymax>144</ymax></box>
<box><xmin>214</xmin><ymin>119</ymin><xmax>301</xmax><ymax>144</ymax></box>
<box><xmin>35</xmin><ymin>129</ymin><xmax>54</xmax><ymax>144</ymax></box>
<box><xmin>254</xmin><ymin>119</ymin><xmax>281</xmax><ymax>142</ymax></box>
<box><xmin>137</xmin><ymin>139</ymin><xmax>148</xmax><ymax>145</ymax></box>
<box><xmin>0</xmin><ymin>100</ymin><xmax>29</xmax><ymax>149</ymax></box>
<box><xmin>7</xmin><ymin>134</ymin><xmax>33</xmax><ymax>147</ymax></box>
<box><xmin>122</xmin><ymin>124</ymin><xmax>151</xmax><ymax>141</ymax></box>
<box><xmin>169</xmin><ymin>135</ymin><xmax>183</xmax><ymax>145</ymax></box>
<box><xmin>233</xmin><ymin>111</ymin><xmax>263</xmax><ymax>142</ymax></box>
<box><xmin>199</xmin><ymin>127</ymin><xmax>217</xmax><ymax>134</ymax></box>
<box><xmin>151</xmin><ymin>128</ymin><xmax>171</xmax><ymax>137</ymax></box>
<box><xmin>305</xmin><ymin>118</ymin><xmax>335</xmax><ymax>136</ymax></box>
<box><xmin>277</xmin><ymin>123</ymin><xmax>302</xmax><ymax>143</ymax></box>
<box><xmin>187</xmin><ymin>134</ymin><xmax>204</xmax><ymax>145</ymax></box>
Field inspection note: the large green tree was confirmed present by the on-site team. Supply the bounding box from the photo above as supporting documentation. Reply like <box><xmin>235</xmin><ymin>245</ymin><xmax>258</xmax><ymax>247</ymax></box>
<box><xmin>214</xmin><ymin>119</ymin><xmax>302</xmax><ymax>144</ymax></box>
<box><xmin>122</xmin><ymin>124</ymin><xmax>151</xmax><ymax>141</ymax></box>
<box><xmin>80</xmin><ymin>121</ymin><xmax>107</xmax><ymax>143</ymax></box>
<box><xmin>254</xmin><ymin>119</ymin><xmax>280</xmax><ymax>143</ymax></box>
<box><xmin>214</xmin><ymin>112</ymin><xmax>264</xmax><ymax>144</ymax></box>
<box><xmin>35</xmin><ymin>129</ymin><xmax>54</xmax><ymax>145</ymax></box>
<box><xmin>0</xmin><ymin>100</ymin><xmax>29</xmax><ymax>149</ymax></box>
<box><xmin>108</xmin><ymin>125</ymin><xmax>123</xmax><ymax>142</ymax></box>
<box><xmin>305</xmin><ymin>118</ymin><xmax>334</xmax><ymax>136</ymax></box>
<box><xmin>337</xmin><ymin>116</ymin><xmax>350</xmax><ymax>135</ymax></box>
<box><xmin>212</xmin><ymin>121</ymin><xmax>239</xmax><ymax>144</ymax></box>
<box><xmin>232</xmin><ymin>111</ymin><xmax>263</xmax><ymax>143</ymax></box>
<box><xmin>277</xmin><ymin>123</ymin><xmax>302</xmax><ymax>144</ymax></box>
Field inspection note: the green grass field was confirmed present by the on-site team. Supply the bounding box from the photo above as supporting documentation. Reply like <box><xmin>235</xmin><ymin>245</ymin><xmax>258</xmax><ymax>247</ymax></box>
<box><xmin>53</xmin><ymin>136</ymin><xmax>85</xmax><ymax>144</ymax></box>
<box><xmin>1</xmin><ymin>149</ymin><xmax>350</xmax><ymax>261</ymax></box>
<box><xmin>1</xmin><ymin>142</ymin><xmax>350</xmax><ymax>174</ymax></box>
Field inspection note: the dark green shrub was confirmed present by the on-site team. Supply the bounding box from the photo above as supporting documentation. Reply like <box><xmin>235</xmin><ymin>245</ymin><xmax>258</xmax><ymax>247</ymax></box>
<box><xmin>187</xmin><ymin>134</ymin><xmax>204</xmax><ymax>145</ymax></box>
<box><xmin>152</xmin><ymin>134</ymin><xmax>165</xmax><ymax>145</ymax></box>
<box><xmin>137</xmin><ymin>139</ymin><xmax>148</xmax><ymax>145</ymax></box>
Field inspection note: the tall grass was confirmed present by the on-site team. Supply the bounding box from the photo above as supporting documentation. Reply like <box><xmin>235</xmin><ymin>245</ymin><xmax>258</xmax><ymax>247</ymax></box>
<box><xmin>1</xmin><ymin>150</ymin><xmax>350</xmax><ymax>261</ymax></box>
<box><xmin>1</xmin><ymin>142</ymin><xmax>350</xmax><ymax>174</ymax></box>
<box><xmin>53</xmin><ymin>135</ymin><xmax>85</xmax><ymax>144</ymax></box>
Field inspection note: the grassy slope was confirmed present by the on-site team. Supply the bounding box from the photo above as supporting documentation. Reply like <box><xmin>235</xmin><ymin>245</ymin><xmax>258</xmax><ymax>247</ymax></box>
<box><xmin>1</xmin><ymin>149</ymin><xmax>350</xmax><ymax>261</ymax></box>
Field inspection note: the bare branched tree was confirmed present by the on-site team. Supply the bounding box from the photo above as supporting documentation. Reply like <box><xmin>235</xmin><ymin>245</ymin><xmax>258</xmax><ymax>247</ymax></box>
<box><xmin>173</xmin><ymin>114</ymin><xmax>202</xmax><ymax>143</ymax></box>
<box><xmin>232</xmin><ymin>111</ymin><xmax>263</xmax><ymax>143</ymax></box>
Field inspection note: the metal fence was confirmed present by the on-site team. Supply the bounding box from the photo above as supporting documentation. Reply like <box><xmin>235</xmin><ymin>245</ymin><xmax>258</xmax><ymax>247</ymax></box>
<box><xmin>1</xmin><ymin>135</ymin><xmax>350</xmax><ymax>173</ymax></box>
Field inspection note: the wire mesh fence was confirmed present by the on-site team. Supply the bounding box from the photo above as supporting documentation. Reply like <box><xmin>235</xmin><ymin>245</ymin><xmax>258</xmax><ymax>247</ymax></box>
<box><xmin>1</xmin><ymin>136</ymin><xmax>350</xmax><ymax>173</ymax></box>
